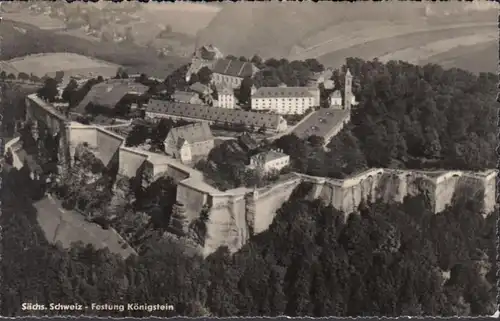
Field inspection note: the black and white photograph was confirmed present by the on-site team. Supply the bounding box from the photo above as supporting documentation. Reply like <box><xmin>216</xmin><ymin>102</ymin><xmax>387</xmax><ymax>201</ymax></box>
<box><xmin>0</xmin><ymin>1</ymin><xmax>498</xmax><ymax>318</ymax></box>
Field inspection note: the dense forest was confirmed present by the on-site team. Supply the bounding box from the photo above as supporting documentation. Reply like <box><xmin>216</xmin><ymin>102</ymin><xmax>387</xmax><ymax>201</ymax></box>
<box><xmin>1</xmin><ymin>165</ymin><xmax>496</xmax><ymax>317</ymax></box>
<box><xmin>192</xmin><ymin>58</ymin><xmax>496</xmax><ymax>191</ymax></box>
<box><xmin>270</xmin><ymin>58</ymin><xmax>497</xmax><ymax>180</ymax></box>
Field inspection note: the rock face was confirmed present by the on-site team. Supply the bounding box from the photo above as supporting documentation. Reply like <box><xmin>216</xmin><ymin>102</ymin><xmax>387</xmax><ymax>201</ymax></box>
<box><xmin>196</xmin><ymin>168</ymin><xmax>497</xmax><ymax>256</ymax></box>
<box><xmin>53</xmin><ymin>124</ymin><xmax>496</xmax><ymax>257</ymax></box>
<box><xmin>170</xmin><ymin>202</ymin><xmax>189</xmax><ymax>236</ymax></box>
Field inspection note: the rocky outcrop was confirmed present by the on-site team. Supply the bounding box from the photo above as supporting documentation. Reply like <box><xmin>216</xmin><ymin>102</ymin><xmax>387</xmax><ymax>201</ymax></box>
<box><xmin>196</xmin><ymin>168</ymin><xmax>497</xmax><ymax>255</ymax></box>
<box><xmin>45</xmin><ymin>124</ymin><xmax>497</xmax><ymax>257</ymax></box>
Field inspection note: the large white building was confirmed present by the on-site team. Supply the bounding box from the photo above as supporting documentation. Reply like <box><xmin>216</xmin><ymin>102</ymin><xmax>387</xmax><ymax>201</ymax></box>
<box><xmin>214</xmin><ymin>86</ymin><xmax>236</xmax><ymax>109</ymax></box>
<box><xmin>248</xmin><ymin>149</ymin><xmax>290</xmax><ymax>173</ymax></box>
<box><xmin>251</xmin><ymin>87</ymin><xmax>320</xmax><ymax>115</ymax></box>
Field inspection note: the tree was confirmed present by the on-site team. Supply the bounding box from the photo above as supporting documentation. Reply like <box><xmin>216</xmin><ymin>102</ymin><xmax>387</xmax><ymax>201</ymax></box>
<box><xmin>7</xmin><ymin>73</ymin><xmax>16</xmax><ymax>80</ymax></box>
<box><xmin>17</xmin><ymin>72</ymin><xmax>30</xmax><ymax>81</ymax></box>
<box><xmin>237</xmin><ymin>76</ymin><xmax>253</xmax><ymax>104</ymax></box>
<box><xmin>125</xmin><ymin>124</ymin><xmax>150</xmax><ymax>147</ymax></box>
<box><xmin>37</xmin><ymin>77</ymin><xmax>59</xmax><ymax>102</ymax></box>
<box><xmin>151</xmin><ymin>118</ymin><xmax>174</xmax><ymax>148</ymax></box>
<box><xmin>61</xmin><ymin>79</ymin><xmax>79</xmax><ymax>104</ymax></box>
<box><xmin>239</xmin><ymin>56</ymin><xmax>247</xmax><ymax>62</ymax></box>
<box><xmin>0</xmin><ymin>71</ymin><xmax>6</xmax><ymax>80</ymax></box>
<box><xmin>307</xmin><ymin>135</ymin><xmax>325</xmax><ymax>147</ymax></box>
<box><xmin>197</xmin><ymin>66</ymin><xmax>213</xmax><ymax>85</ymax></box>
<box><xmin>305</xmin><ymin>59</ymin><xmax>324</xmax><ymax>73</ymax></box>
<box><xmin>250</xmin><ymin>54</ymin><xmax>263</xmax><ymax>67</ymax></box>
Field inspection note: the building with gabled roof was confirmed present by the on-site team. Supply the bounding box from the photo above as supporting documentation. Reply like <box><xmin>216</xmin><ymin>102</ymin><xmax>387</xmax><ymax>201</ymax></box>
<box><xmin>189</xmin><ymin>82</ymin><xmax>212</xmax><ymax>96</ymax></box>
<box><xmin>237</xmin><ymin>132</ymin><xmax>259</xmax><ymax>152</ymax></box>
<box><xmin>164</xmin><ymin>122</ymin><xmax>214</xmax><ymax>163</ymax></box>
<box><xmin>75</xmin><ymin>79</ymin><xmax>149</xmax><ymax>115</ymax></box>
<box><xmin>248</xmin><ymin>149</ymin><xmax>290</xmax><ymax>173</ymax></box>
<box><xmin>214</xmin><ymin>84</ymin><xmax>236</xmax><ymax>109</ymax></box>
<box><xmin>146</xmin><ymin>99</ymin><xmax>288</xmax><ymax>133</ymax></box>
<box><xmin>251</xmin><ymin>86</ymin><xmax>320</xmax><ymax>115</ymax></box>
<box><xmin>172</xmin><ymin>91</ymin><xmax>203</xmax><ymax>104</ymax></box>
<box><xmin>211</xmin><ymin>58</ymin><xmax>259</xmax><ymax>89</ymax></box>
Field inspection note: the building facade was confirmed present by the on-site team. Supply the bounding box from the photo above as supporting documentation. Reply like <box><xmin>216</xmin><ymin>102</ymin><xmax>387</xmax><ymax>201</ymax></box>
<box><xmin>211</xmin><ymin>59</ymin><xmax>259</xmax><ymax>89</ymax></box>
<box><xmin>146</xmin><ymin>100</ymin><xmax>288</xmax><ymax>133</ymax></box>
<box><xmin>172</xmin><ymin>91</ymin><xmax>204</xmax><ymax>105</ymax></box>
<box><xmin>251</xmin><ymin>87</ymin><xmax>320</xmax><ymax>115</ymax></box>
<box><xmin>248</xmin><ymin>149</ymin><xmax>290</xmax><ymax>173</ymax></box>
<box><xmin>214</xmin><ymin>86</ymin><xmax>236</xmax><ymax>109</ymax></box>
<box><xmin>164</xmin><ymin>122</ymin><xmax>215</xmax><ymax>164</ymax></box>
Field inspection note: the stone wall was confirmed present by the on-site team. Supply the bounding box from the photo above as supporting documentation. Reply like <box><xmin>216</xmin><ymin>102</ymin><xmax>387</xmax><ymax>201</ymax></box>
<box><xmin>198</xmin><ymin>168</ymin><xmax>496</xmax><ymax>255</ymax></box>
<box><xmin>62</xmin><ymin>124</ymin><xmax>497</xmax><ymax>257</ymax></box>
<box><xmin>118</xmin><ymin>147</ymin><xmax>148</xmax><ymax>178</ymax></box>
<box><xmin>96</xmin><ymin>129</ymin><xmax>124</xmax><ymax>167</ymax></box>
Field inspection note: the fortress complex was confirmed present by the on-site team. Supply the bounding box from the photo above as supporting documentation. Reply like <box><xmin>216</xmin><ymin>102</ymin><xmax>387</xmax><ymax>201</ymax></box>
<box><xmin>11</xmin><ymin>93</ymin><xmax>497</xmax><ymax>257</ymax></box>
<box><xmin>62</xmin><ymin>123</ymin><xmax>499</xmax><ymax>257</ymax></box>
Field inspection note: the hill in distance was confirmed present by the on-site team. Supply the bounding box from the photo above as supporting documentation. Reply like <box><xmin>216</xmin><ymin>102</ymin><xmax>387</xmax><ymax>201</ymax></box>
<box><xmin>197</xmin><ymin>1</ymin><xmax>497</xmax><ymax>73</ymax></box>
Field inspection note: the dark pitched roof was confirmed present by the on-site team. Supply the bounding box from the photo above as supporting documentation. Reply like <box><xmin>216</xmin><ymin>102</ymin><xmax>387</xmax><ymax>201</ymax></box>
<box><xmin>189</xmin><ymin>82</ymin><xmax>212</xmax><ymax>94</ymax></box>
<box><xmin>172</xmin><ymin>91</ymin><xmax>199</xmax><ymax>103</ymax></box>
<box><xmin>238</xmin><ymin>132</ymin><xmax>258</xmax><ymax>150</ymax></box>
<box><xmin>252</xmin><ymin>87</ymin><xmax>317</xmax><ymax>99</ymax></box>
<box><xmin>147</xmin><ymin>100</ymin><xmax>284</xmax><ymax>130</ymax></box>
<box><xmin>212</xmin><ymin>59</ymin><xmax>257</xmax><ymax>78</ymax></box>
<box><xmin>168</xmin><ymin>122</ymin><xmax>213</xmax><ymax>145</ymax></box>
<box><xmin>75</xmin><ymin>79</ymin><xmax>149</xmax><ymax>114</ymax></box>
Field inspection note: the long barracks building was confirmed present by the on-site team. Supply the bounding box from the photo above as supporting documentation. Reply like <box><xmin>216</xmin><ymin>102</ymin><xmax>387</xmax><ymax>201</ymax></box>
<box><xmin>145</xmin><ymin>99</ymin><xmax>288</xmax><ymax>133</ymax></box>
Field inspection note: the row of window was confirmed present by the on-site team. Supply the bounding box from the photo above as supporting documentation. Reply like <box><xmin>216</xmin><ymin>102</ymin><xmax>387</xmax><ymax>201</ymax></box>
<box><xmin>253</xmin><ymin>97</ymin><xmax>314</xmax><ymax>102</ymax></box>
<box><xmin>213</xmin><ymin>74</ymin><xmax>242</xmax><ymax>85</ymax></box>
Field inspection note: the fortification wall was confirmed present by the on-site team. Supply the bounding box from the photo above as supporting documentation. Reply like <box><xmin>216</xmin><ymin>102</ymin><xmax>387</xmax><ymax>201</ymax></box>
<box><xmin>63</xmin><ymin>124</ymin><xmax>497</xmax><ymax>257</ymax></box>
<box><xmin>165</xmin><ymin>164</ymin><xmax>191</xmax><ymax>183</ymax></box>
<box><xmin>204</xmin><ymin>195</ymin><xmax>248</xmax><ymax>256</ymax></box>
<box><xmin>95</xmin><ymin>129</ymin><xmax>124</xmax><ymax>167</ymax></box>
<box><xmin>118</xmin><ymin>148</ymin><xmax>148</xmax><ymax>178</ymax></box>
<box><xmin>176</xmin><ymin>182</ymin><xmax>210</xmax><ymax>222</ymax></box>
<box><xmin>253</xmin><ymin>176</ymin><xmax>303</xmax><ymax>233</ymax></box>
<box><xmin>67</xmin><ymin>126</ymin><xmax>98</xmax><ymax>159</ymax></box>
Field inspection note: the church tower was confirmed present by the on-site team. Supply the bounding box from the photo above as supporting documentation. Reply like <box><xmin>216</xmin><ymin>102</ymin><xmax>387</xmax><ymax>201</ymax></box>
<box><xmin>344</xmin><ymin>68</ymin><xmax>353</xmax><ymax>110</ymax></box>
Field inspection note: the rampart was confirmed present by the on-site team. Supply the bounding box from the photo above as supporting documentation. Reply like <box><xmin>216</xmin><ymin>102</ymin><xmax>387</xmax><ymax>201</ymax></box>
<box><xmin>60</xmin><ymin>124</ymin><xmax>498</xmax><ymax>257</ymax></box>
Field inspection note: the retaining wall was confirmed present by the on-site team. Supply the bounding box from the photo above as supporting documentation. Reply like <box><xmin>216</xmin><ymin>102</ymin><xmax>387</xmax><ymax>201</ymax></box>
<box><xmin>62</xmin><ymin>124</ymin><xmax>497</xmax><ymax>257</ymax></box>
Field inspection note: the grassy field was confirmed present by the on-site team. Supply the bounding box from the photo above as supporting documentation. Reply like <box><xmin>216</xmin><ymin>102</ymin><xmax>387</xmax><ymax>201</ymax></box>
<box><xmin>0</xmin><ymin>19</ymin><xmax>188</xmax><ymax>79</ymax></box>
<box><xmin>315</xmin><ymin>23</ymin><xmax>497</xmax><ymax>73</ymax></box>
<box><xmin>2</xmin><ymin>12</ymin><xmax>66</xmax><ymax>30</ymax></box>
<box><xmin>1</xmin><ymin>2</ymin><xmax>219</xmax><ymax>52</ymax></box>
<box><xmin>197</xmin><ymin>2</ymin><xmax>497</xmax><ymax>73</ymax></box>
<box><xmin>2</xmin><ymin>53</ymin><xmax>121</xmax><ymax>78</ymax></box>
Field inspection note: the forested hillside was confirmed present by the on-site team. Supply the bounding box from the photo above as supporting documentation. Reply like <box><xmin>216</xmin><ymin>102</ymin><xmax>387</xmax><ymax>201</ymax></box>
<box><xmin>1</xmin><ymin>167</ymin><xmax>495</xmax><ymax>316</ymax></box>
<box><xmin>274</xmin><ymin>58</ymin><xmax>496</xmax><ymax>179</ymax></box>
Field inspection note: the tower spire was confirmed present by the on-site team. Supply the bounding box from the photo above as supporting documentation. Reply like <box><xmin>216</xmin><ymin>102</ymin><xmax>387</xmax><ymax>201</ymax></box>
<box><xmin>344</xmin><ymin>68</ymin><xmax>353</xmax><ymax>110</ymax></box>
